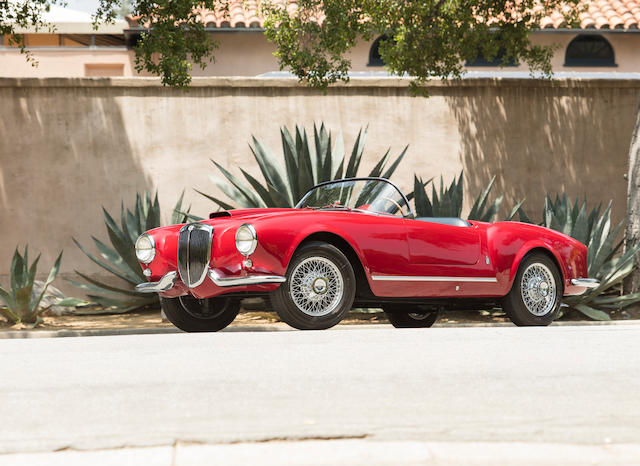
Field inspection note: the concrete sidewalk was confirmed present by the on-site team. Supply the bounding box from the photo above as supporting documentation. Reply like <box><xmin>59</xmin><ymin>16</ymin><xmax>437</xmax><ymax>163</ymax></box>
<box><xmin>4</xmin><ymin>440</ymin><xmax>640</xmax><ymax>465</ymax></box>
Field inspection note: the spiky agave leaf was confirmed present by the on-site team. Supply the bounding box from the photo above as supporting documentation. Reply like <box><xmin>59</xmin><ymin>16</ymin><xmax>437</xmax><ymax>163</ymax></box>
<box><xmin>413</xmin><ymin>176</ymin><xmax>434</xmax><ymax>217</ymax></box>
<box><xmin>413</xmin><ymin>172</ymin><xmax>516</xmax><ymax>221</ymax></box>
<box><xmin>0</xmin><ymin>246</ymin><xmax>73</xmax><ymax>324</ymax></box>
<box><xmin>200</xmin><ymin>123</ymin><xmax>406</xmax><ymax>209</ymax></box>
<box><xmin>71</xmin><ymin>192</ymin><xmax>191</xmax><ymax>313</ymax></box>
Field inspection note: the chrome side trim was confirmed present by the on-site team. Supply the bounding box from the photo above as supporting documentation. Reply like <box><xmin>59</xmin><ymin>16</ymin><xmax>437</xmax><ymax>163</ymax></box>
<box><xmin>371</xmin><ymin>275</ymin><xmax>498</xmax><ymax>283</ymax></box>
<box><xmin>136</xmin><ymin>271</ymin><xmax>178</xmax><ymax>293</ymax></box>
<box><xmin>208</xmin><ymin>269</ymin><xmax>286</xmax><ymax>287</ymax></box>
<box><xmin>571</xmin><ymin>278</ymin><xmax>600</xmax><ymax>288</ymax></box>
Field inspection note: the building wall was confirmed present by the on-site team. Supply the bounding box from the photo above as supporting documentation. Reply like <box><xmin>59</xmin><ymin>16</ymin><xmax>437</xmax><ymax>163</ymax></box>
<box><xmin>0</xmin><ymin>48</ymin><xmax>138</xmax><ymax>77</ymax></box>
<box><xmin>2</xmin><ymin>31</ymin><xmax>639</xmax><ymax>78</ymax></box>
<box><xmin>0</xmin><ymin>77</ymin><xmax>635</xmax><ymax>294</ymax></box>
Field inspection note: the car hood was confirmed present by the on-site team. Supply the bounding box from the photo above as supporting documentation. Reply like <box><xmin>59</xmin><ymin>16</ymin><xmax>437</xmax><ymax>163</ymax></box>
<box><xmin>209</xmin><ymin>208</ymin><xmax>299</xmax><ymax>220</ymax></box>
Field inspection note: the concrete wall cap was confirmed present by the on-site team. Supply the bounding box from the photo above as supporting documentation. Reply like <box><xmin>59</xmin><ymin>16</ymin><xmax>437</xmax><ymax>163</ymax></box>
<box><xmin>2</xmin><ymin>76</ymin><xmax>640</xmax><ymax>89</ymax></box>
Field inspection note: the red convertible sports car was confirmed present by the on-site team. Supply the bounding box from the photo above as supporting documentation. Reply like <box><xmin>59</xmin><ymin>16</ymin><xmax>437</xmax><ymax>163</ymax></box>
<box><xmin>135</xmin><ymin>177</ymin><xmax>598</xmax><ymax>331</ymax></box>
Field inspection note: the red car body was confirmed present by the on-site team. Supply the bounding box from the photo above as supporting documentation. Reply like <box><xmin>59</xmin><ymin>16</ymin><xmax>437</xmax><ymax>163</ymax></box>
<box><xmin>138</xmin><ymin>207</ymin><xmax>590</xmax><ymax>302</ymax></box>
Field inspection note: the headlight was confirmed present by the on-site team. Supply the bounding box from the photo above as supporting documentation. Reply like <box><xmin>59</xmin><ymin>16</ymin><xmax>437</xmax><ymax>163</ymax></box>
<box><xmin>235</xmin><ymin>224</ymin><xmax>257</xmax><ymax>256</ymax></box>
<box><xmin>135</xmin><ymin>233</ymin><xmax>155</xmax><ymax>264</ymax></box>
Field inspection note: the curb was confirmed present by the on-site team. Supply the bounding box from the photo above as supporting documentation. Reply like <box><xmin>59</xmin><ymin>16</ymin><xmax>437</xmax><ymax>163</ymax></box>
<box><xmin>4</xmin><ymin>440</ymin><xmax>640</xmax><ymax>466</ymax></box>
<box><xmin>0</xmin><ymin>325</ymin><xmax>295</xmax><ymax>339</ymax></box>
<box><xmin>0</xmin><ymin>319</ymin><xmax>639</xmax><ymax>339</ymax></box>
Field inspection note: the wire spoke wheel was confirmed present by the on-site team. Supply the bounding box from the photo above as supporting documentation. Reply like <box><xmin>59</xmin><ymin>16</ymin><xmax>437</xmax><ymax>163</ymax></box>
<box><xmin>290</xmin><ymin>256</ymin><xmax>344</xmax><ymax>317</ymax></box>
<box><xmin>271</xmin><ymin>242</ymin><xmax>355</xmax><ymax>330</ymax></box>
<box><xmin>520</xmin><ymin>262</ymin><xmax>557</xmax><ymax>317</ymax></box>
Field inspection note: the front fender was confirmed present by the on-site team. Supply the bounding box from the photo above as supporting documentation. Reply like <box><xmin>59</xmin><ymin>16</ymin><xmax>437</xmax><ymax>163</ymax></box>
<box><xmin>283</xmin><ymin>223</ymin><xmax>371</xmax><ymax>275</ymax></box>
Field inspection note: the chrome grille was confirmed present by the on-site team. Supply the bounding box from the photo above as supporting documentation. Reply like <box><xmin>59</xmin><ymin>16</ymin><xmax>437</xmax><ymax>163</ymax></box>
<box><xmin>177</xmin><ymin>223</ymin><xmax>213</xmax><ymax>288</ymax></box>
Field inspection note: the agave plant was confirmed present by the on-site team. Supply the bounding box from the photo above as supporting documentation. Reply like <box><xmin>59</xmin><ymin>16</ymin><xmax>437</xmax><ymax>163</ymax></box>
<box><xmin>0</xmin><ymin>247</ymin><xmax>81</xmax><ymax>325</ymax></box>
<box><xmin>524</xmin><ymin>195</ymin><xmax>640</xmax><ymax>320</ymax></box>
<box><xmin>70</xmin><ymin>192</ymin><xmax>191</xmax><ymax>313</ymax></box>
<box><xmin>198</xmin><ymin>123</ymin><xmax>407</xmax><ymax>210</ymax></box>
<box><xmin>413</xmin><ymin>172</ymin><xmax>523</xmax><ymax>221</ymax></box>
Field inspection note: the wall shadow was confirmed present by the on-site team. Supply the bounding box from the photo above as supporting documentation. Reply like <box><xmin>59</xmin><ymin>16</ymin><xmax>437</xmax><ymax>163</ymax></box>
<box><xmin>445</xmin><ymin>82</ymin><xmax>638</xmax><ymax>223</ymax></box>
<box><xmin>0</xmin><ymin>79</ymin><xmax>154</xmax><ymax>296</ymax></box>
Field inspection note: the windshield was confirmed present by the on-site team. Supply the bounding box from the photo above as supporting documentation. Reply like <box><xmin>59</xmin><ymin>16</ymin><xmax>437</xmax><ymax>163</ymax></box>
<box><xmin>295</xmin><ymin>178</ymin><xmax>412</xmax><ymax>218</ymax></box>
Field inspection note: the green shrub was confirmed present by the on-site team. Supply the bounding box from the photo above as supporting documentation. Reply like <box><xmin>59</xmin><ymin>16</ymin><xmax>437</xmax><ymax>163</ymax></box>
<box><xmin>524</xmin><ymin>195</ymin><xmax>640</xmax><ymax>320</ymax></box>
<box><xmin>0</xmin><ymin>247</ymin><xmax>81</xmax><ymax>325</ymax></box>
<box><xmin>198</xmin><ymin>123</ymin><xmax>407</xmax><ymax>209</ymax></box>
<box><xmin>70</xmin><ymin>192</ymin><xmax>190</xmax><ymax>313</ymax></box>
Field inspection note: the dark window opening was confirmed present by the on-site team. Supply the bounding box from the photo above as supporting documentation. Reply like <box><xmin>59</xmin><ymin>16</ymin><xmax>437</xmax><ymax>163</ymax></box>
<box><xmin>466</xmin><ymin>47</ymin><xmax>517</xmax><ymax>67</ymax></box>
<box><xmin>125</xmin><ymin>32</ymin><xmax>142</xmax><ymax>49</ymax></box>
<box><xmin>62</xmin><ymin>34</ymin><xmax>126</xmax><ymax>47</ymax></box>
<box><xmin>368</xmin><ymin>36</ymin><xmax>387</xmax><ymax>67</ymax></box>
<box><xmin>564</xmin><ymin>34</ymin><xmax>616</xmax><ymax>67</ymax></box>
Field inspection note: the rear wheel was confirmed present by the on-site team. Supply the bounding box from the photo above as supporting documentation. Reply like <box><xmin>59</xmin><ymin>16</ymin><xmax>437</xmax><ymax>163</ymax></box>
<box><xmin>161</xmin><ymin>296</ymin><xmax>240</xmax><ymax>332</ymax></box>
<box><xmin>503</xmin><ymin>253</ymin><xmax>562</xmax><ymax>326</ymax></box>
<box><xmin>383</xmin><ymin>305</ymin><xmax>439</xmax><ymax>328</ymax></box>
<box><xmin>271</xmin><ymin>241</ymin><xmax>356</xmax><ymax>330</ymax></box>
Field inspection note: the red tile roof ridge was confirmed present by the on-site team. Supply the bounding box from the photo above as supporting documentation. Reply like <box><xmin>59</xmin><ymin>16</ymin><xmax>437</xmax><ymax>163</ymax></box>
<box><xmin>125</xmin><ymin>0</ymin><xmax>639</xmax><ymax>31</ymax></box>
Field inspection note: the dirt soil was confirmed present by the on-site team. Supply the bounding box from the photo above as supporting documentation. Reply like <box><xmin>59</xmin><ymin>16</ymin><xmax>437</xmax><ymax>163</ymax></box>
<box><xmin>0</xmin><ymin>308</ymin><xmax>517</xmax><ymax>332</ymax></box>
<box><xmin>1</xmin><ymin>304</ymin><xmax>638</xmax><ymax>332</ymax></box>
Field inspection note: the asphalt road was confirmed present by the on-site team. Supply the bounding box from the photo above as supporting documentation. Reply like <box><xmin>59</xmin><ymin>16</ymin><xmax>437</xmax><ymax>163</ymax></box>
<box><xmin>1</xmin><ymin>325</ymin><xmax>640</xmax><ymax>458</ymax></box>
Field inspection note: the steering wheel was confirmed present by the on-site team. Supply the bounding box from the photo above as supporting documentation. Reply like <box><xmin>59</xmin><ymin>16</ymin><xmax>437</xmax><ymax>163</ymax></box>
<box><xmin>381</xmin><ymin>196</ymin><xmax>404</xmax><ymax>214</ymax></box>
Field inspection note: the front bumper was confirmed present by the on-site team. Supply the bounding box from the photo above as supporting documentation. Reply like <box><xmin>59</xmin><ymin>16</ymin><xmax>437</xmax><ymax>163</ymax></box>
<box><xmin>136</xmin><ymin>269</ymin><xmax>286</xmax><ymax>294</ymax></box>
<box><xmin>135</xmin><ymin>271</ymin><xmax>178</xmax><ymax>293</ymax></box>
<box><xmin>571</xmin><ymin>278</ymin><xmax>600</xmax><ymax>289</ymax></box>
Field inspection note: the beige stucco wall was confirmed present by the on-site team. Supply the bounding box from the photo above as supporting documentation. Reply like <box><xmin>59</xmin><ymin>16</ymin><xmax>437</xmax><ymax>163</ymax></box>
<box><xmin>2</xmin><ymin>31</ymin><xmax>639</xmax><ymax>78</ymax></box>
<box><xmin>0</xmin><ymin>76</ymin><xmax>636</xmax><ymax>295</ymax></box>
<box><xmin>0</xmin><ymin>48</ymin><xmax>139</xmax><ymax>77</ymax></box>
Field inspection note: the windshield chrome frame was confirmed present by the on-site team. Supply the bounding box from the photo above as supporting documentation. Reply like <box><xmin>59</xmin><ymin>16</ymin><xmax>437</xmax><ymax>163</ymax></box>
<box><xmin>295</xmin><ymin>177</ymin><xmax>415</xmax><ymax>219</ymax></box>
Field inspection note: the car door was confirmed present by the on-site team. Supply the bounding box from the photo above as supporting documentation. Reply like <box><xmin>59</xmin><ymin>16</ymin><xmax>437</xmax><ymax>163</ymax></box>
<box><xmin>404</xmin><ymin>218</ymin><xmax>481</xmax><ymax>265</ymax></box>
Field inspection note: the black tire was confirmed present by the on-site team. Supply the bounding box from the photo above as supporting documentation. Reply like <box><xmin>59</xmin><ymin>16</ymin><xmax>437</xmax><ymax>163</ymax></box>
<box><xmin>161</xmin><ymin>296</ymin><xmax>240</xmax><ymax>332</ymax></box>
<box><xmin>270</xmin><ymin>241</ymin><xmax>356</xmax><ymax>330</ymax></box>
<box><xmin>383</xmin><ymin>305</ymin><xmax>439</xmax><ymax>328</ymax></box>
<box><xmin>503</xmin><ymin>253</ymin><xmax>563</xmax><ymax>326</ymax></box>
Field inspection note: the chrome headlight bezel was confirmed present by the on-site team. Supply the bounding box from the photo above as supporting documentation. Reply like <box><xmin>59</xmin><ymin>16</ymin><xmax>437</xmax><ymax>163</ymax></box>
<box><xmin>235</xmin><ymin>223</ymin><xmax>257</xmax><ymax>256</ymax></box>
<box><xmin>135</xmin><ymin>233</ymin><xmax>156</xmax><ymax>264</ymax></box>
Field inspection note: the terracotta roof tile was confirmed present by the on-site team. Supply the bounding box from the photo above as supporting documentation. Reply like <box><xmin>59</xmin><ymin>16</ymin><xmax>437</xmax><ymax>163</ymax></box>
<box><xmin>125</xmin><ymin>0</ymin><xmax>640</xmax><ymax>31</ymax></box>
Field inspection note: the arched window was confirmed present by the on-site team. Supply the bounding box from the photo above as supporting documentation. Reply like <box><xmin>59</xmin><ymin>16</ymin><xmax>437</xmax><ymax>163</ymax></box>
<box><xmin>368</xmin><ymin>36</ymin><xmax>386</xmax><ymax>66</ymax></box>
<box><xmin>565</xmin><ymin>34</ymin><xmax>615</xmax><ymax>67</ymax></box>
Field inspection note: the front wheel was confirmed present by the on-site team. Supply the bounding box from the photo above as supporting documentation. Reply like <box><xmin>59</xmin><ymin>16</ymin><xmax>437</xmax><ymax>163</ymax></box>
<box><xmin>503</xmin><ymin>253</ymin><xmax>562</xmax><ymax>326</ymax></box>
<box><xmin>161</xmin><ymin>296</ymin><xmax>240</xmax><ymax>332</ymax></box>
<box><xmin>270</xmin><ymin>241</ymin><xmax>356</xmax><ymax>330</ymax></box>
<box><xmin>383</xmin><ymin>305</ymin><xmax>439</xmax><ymax>328</ymax></box>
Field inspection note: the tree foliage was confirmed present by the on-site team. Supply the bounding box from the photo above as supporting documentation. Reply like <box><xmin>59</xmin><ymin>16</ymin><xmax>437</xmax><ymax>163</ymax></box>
<box><xmin>0</xmin><ymin>0</ymin><xmax>63</xmax><ymax>64</ymax></box>
<box><xmin>1</xmin><ymin>0</ymin><xmax>232</xmax><ymax>87</ymax></box>
<box><xmin>94</xmin><ymin>0</ymin><xmax>232</xmax><ymax>87</ymax></box>
<box><xmin>263</xmin><ymin>0</ymin><xmax>581</xmax><ymax>93</ymax></box>
<box><xmin>3</xmin><ymin>1</ymin><xmax>581</xmax><ymax>89</ymax></box>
